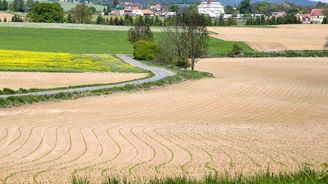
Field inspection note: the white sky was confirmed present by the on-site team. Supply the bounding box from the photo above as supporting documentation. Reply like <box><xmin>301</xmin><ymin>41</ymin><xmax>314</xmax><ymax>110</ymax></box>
<box><xmin>311</xmin><ymin>0</ymin><xmax>328</xmax><ymax>3</ymax></box>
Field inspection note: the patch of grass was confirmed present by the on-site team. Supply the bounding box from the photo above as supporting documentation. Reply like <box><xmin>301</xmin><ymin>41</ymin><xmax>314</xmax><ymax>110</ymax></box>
<box><xmin>208</xmin><ymin>38</ymin><xmax>254</xmax><ymax>57</ymax></box>
<box><xmin>72</xmin><ymin>165</ymin><xmax>328</xmax><ymax>184</ymax></box>
<box><xmin>209</xmin><ymin>50</ymin><xmax>328</xmax><ymax>58</ymax></box>
<box><xmin>0</xmin><ymin>50</ymin><xmax>145</xmax><ymax>73</ymax></box>
<box><xmin>0</xmin><ymin>69</ymin><xmax>213</xmax><ymax>108</ymax></box>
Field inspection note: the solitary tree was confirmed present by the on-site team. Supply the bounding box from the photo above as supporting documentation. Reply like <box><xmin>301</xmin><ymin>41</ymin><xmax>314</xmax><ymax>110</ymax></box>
<box><xmin>239</xmin><ymin>0</ymin><xmax>252</xmax><ymax>14</ymax></box>
<box><xmin>27</xmin><ymin>2</ymin><xmax>64</xmax><ymax>23</ymax></box>
<box><xmin>70</xmin><ymin>4</ymin><xmax>92</xmax><ymax>23</ymax></box>
<box><xmin>11</xmin><ymin>0</ymin><xmax>24</xmax><ymax>12</ymax></box>
<box><xmin>25</xmin><ymin>0</ymin><xmax>34</xmax><ymax>12</ymax></box>
<box><xmin>178</xmin><ymin>9</ymin><xmax>209</xmax><ymax>70</ymax></box>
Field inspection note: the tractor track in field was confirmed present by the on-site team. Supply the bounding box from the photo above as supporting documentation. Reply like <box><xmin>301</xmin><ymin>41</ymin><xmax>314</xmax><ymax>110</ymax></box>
<box><xmin>1</xmin><ymin>57</ymin><xmax>328</xmax><ymax>183</ymax></box>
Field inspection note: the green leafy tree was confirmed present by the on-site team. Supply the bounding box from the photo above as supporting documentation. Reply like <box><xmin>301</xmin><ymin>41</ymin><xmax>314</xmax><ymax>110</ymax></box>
<box><xmin>133</xmin><ymin>40</ymin><xmax>158</xmax><ymax>61</ymax></box>
<box><xmin>169</xmin><ymin>3</ymin><xmax>179</xmax><ymax>12</ymax></box>
<box><xmin>66</xmin><ymin>13</ymin><xmax>74</xmax><ymax>23</ymax></box>
<box><xmin>176</xmin><ymin>8</ymin><xmax>209</xmax><ymax>70</ymax></box>
<box><xmin>0</xmin><ymin>0</ymin><xmax>9</xmax><ymax>11</ymax></box>
<box><xmin>71</xmin><ymin>4</ymin><xmax>92</xmax><ymax>23</ymax></box>
<box><xmin>27</xmin><ymin>2</ymin><xmax>64</xmax><ymax>23</ymax></box>
<box><xmin>11</xmin><ymin>0</ymin><xmax>24</xmax><ymax>12</ymax></box>
<box><xmin>128</xmin><ymin>25</ymin><xmax>153</xmax><ymax>44</ymax></box>
<box><xmin>239</xmin><ymin>0</ymin><xmax>251</xmax><ymax>14</ymax></box>
<box><xmin>25</xmin><ymin>0</ymin><xmax>34</xmax><ymax>12</ymax></box>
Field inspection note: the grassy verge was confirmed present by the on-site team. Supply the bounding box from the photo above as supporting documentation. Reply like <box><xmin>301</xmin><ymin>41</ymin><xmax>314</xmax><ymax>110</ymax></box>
<box><xmin>0</xmin><ymin>69</ymin><xmax>213</xmax><ymax>108</ymax></box>
<box><xmin>72</xmin><ymin>165</ymin><xmax>328</xmax><ymax>184</ymax></box>
<box><xmin>208</xmin><ymin>38</ymin><xmax>254</xmax><ymax>57</ymax></box>
<box><xmin>208</xmin><ymin>50</ymin><xmax>328</xmax><ymax>58</ymax></box>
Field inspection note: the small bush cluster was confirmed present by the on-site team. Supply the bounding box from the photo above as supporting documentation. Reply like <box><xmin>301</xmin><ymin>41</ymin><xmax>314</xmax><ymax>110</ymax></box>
<box><xmin>133</xmin><ymin>40</ymin><xmax>158</xmax><ymax>61</ymax></box>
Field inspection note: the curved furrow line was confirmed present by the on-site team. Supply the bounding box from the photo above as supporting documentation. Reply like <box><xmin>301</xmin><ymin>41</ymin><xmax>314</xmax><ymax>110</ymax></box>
<box><xmin>179</xmin><ymin>131</ymin><xmax>218</xmax><ymax>175</ymax></box>
<box><xmin>190</xmin><ymin>131</ymin><xmax>235</xmax><ymax>169</ymax></box>
<box><xmin>193</xmin><ymin>129</ymin><xmax>261</xmax><ymax>174</ymax></box>
<box><xmin>162</xmin><ymin>127</ymin><xmax>193</xmax><ymax>175</ymax></box>
<box><xmin>228</xmin><ymin>130</ymin><xmax>303</xmax><ymax>164</ymax></box>
<box><xmin>32</xmin><ymin>127</ymin><xmax>73</xmax><ymax>184</ymax></box>
<box><xmin>218</xmin><ymin>130</ymin><xmax>287</xmax><ymax>167</ymax></box>
<box><xmin>0</xmin><ymin>125</ymin><xmax>44</xmax><ymax>159</ymax></box>
<box><xmin>148</xmin><ymin>127</ymin><xmax>175</xmax><ymax>174</ymax></box>
<box><xmin>71</xmin><ymin>126</ymin><xmax>105</xmax><ymax>177</ymax></box>
<box><xmin>0</xmin><ymin>126</ymin><xmax>9</xmax><ymax>144</ymax></box>
<box><xmin>0</xmin><ymin>126</ymin><xmax>22</xmax><ymax>151</ymax></box>
<box><xmin>202</xmin><ymin>127</ymin><xmax>261</xmax><ymax>169</ymax></box>
<box><xmin>128</xmin><ymin>126</ymin><xmax>157</xmax><ymax>175</ymax></box>
<box><xmin>111</xmin><ymin>125</ymin><xmax>140</xmax><ymax>176</ymax></box>
<box><xmin>0</xmin><ymin>127</ymin><xmax>59</xmax><ymax>183</ymax></box>
<box><xmin>69</xmin><ymin>124</ymin><xmax>125</xmax><ymax>180</ymax></box>
<box><xmin>48</xmin><ymin>127</ymin><xmax>89</xmax><ymax>172</ymax></box>
<box><xmin>100</xmin><ymin>125</ymin><xmax>124</xmax><ymax>177</ymax></box>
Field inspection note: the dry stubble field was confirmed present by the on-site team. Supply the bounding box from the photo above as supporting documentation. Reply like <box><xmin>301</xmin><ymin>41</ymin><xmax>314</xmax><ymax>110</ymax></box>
<box><xmin>1</xmin><ymin>57</ymin><xmax>328</xmax><ymax>183</ymax></box>
<box><xmin>209</xmin><ymin>25</ymin><xmax>328</xmax><ymax>51</ymax></box>
<box><xmin>0</xmin><ymin>72</ymin><xmax>147</xmax><ymax>90</ymax></box>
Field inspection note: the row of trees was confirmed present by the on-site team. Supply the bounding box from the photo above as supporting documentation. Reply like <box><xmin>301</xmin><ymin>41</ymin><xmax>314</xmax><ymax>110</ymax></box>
<box><xmin>95</xmin><ymin>14</ymin><xmax>165</xmax><ymax>26</ymax></box>
<box><xmin>246</xmin><ymin>14</ymin><xmax>301</xmax><ymax>25</ymax></box>
<box><xmin>129</xmin><ymin>6</ymin><xmax>209</xmax><ymax>71</ymax></box>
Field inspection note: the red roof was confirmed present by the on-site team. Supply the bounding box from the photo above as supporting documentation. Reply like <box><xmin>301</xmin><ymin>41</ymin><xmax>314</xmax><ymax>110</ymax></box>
<box><xmin>143</xmin><ymin>9</ymin><xmax>154</xmax><ymax>15</ymax></box>
<box><xmin>310</xmin><ymin>9</ymin><xmax>324</xmax><ymax>16</ymax></box>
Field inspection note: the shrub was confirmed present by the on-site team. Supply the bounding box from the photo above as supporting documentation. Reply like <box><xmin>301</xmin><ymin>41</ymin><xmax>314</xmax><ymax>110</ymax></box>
<box><xmin>133</xmin><ymin>40</ymin><xmax>158</xmax><ymax>61</ymax></box>
<box><xmin>229</xmin><ymin>44</ymin><xmax>243</xmax><ymax>56</ymax></box>
<box><xmin>128</xmin><ymin>26</ymin><xmax>153</xmax><ymax>44</ymax></box>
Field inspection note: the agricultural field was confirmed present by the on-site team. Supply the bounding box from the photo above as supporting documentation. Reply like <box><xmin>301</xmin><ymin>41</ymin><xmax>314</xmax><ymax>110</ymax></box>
<box><xmin>0</xmin><ymin>50</ymin><xmax>147</xmax><ymax>90</ymax></box>
<box><xmin>0</xmin><ymin>26</ymin><xmax>251</xmax><ymax>56</ymax></box>
<box><xmin>209</xmin><ymin>24</ymin><xmax>328</xmax><ymax>51</ymax></box>
<box><xmin>0</xmin><ymin>57</ymin><xmax>327</xmax><ymax>183</ymax></box>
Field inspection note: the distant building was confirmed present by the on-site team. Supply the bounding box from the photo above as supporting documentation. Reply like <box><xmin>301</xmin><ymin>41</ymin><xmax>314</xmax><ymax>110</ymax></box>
<box><xmin>272</xmin><ymin>12</ymin><xmax>286</xmax><ymax>18</ymax></box>
<box><xmin>310</xmin><ymin>9</ymin><xmax>326</xmax><ymax>23</ymax></box>
<box><xmin>198</xmin><ymin>0</ymin><xmax>225</xmax><ymax>18</ymax></box>
<box><xmin>0</xmin><ymin>12</ymin><xmax>14</xmax><ymax>22</ymax></box>
<box><xmin>143</xmin><ymin>9</ymin><xmax>154</xmax><ymax>16</ymax></box>
<box><xmin>297</xmin><ymin>13</ymin><xmax>311</xmax><ymax>24</ymax></box>
<box><xmin>150</xmin><ymin>4</ymin><xmax>161</xmax><ymax>11</ymax></box>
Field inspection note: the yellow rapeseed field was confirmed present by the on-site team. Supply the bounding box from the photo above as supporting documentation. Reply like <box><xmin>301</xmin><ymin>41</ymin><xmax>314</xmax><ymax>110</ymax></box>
<box><xmin>0</xmin><ymin>50</ymin><xmax>144</xmax><ymax>73</ymax></box>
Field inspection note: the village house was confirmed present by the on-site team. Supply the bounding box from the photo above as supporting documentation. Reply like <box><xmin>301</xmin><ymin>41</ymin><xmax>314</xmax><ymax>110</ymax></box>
<box><xmin>143</xmin><ymin>9</ymin><xmax>154</xmax><ymax>16</ymax></box>
<box><xmin>0</xmin><ymin>12</ymin><xmax>14</xmax><ymax>22</ymax></box>
<box><xmin>310</xmin><ymin>9</ymin><xmax>326</xmax><ymax>23</ymax></box>
<box><xmin>272</xmin><ymin>12</ymin><xmax>286</xmax><ymax>18</ymax></box>
<box><xmin>150</xmin><ymin>4</ymin><xmax>161</xmax><ymax>11</ymax></box>
<box><xmin>297</xmin><ymin>13</ymin><xmax>311</xmax><ymax>24</ymax></box>
<box><xmin>198</xmin><ymin>0</ymin><xmax>225</xmax><ymax>18</ymax></box>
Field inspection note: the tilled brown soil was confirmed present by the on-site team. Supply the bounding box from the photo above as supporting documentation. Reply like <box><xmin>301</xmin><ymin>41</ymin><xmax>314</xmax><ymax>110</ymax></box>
<box><xmin>209</xmin><ymin>25</ymin><xmax>328</xmax><ymax>51</ymax></box>
<box><xmin>0</xmin><ymin>72</ymin><xmax>147</xmax><ymax>90</ymax></box>
<box><xmin>0</xmin><ymin>58</ymin><xmax>328</xmax><ymax>183</ymax></box>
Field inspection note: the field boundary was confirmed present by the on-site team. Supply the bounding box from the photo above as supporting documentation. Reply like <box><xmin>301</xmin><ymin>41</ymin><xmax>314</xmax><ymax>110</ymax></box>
<box><xmin>0</xmin><ymin>55</ymin><xmax>174</xmax><ymax>99</ymax></box>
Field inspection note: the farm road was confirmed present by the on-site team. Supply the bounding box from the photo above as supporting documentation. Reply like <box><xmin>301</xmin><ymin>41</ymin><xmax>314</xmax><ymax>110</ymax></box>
<box><xmin>0</xmin><ymin>55</ymin><xmax>175</xmax><ymax>99</ymax></box>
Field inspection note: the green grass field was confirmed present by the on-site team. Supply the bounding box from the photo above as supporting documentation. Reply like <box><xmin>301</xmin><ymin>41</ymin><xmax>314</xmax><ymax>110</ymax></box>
<box><xmin>0</xmin><ymin>27</ymin><xmax>253</xmax><ymax>56</ymax></box>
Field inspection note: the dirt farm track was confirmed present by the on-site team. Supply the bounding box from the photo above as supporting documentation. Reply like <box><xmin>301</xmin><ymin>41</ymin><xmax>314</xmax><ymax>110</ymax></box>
<box><xmin>1</xmin><ymin>57</ymin><xmax>328</xmax><ymax>183</ymax></box>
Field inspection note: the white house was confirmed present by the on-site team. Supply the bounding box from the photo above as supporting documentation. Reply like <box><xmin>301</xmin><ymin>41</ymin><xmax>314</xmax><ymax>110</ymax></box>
<box><xmin>198</xmin><ymin>1</ymin><xmax>225</xmax><ymax>18</ymax></box>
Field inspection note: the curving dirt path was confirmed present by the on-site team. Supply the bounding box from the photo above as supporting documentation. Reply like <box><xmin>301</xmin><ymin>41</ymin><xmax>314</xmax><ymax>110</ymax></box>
<box><xmin>0</xmin><ymin>57</ymin><xmax>328</xmax><ymax>183</ymax></box>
